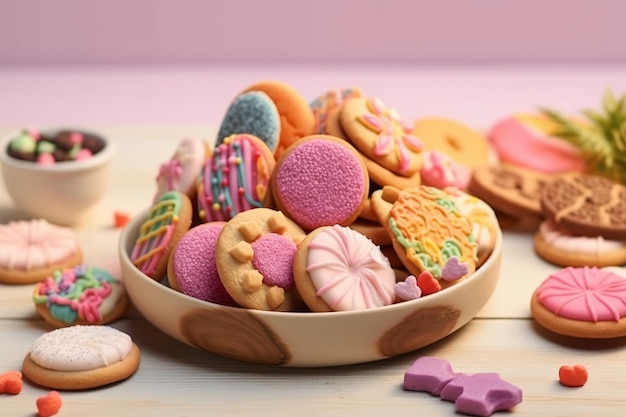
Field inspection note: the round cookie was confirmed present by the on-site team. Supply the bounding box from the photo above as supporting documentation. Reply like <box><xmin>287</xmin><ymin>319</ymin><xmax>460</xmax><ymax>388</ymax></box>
<box><xmin>310</xmin><ymin>87</ymin><xmax>362</xmax><ymax>134</ymax></box>
<box><xmin>530</xmin><ymin>266</ymin><xmax>626</xmax><ymax>338</ymax></box>
<box><xmin>0</xmin><ymin>219</ymin><xmax>83</xmax><ymax>285</ymax></box>
<box><xmin>534</xmin><ymin>219</ymin><xmax>626</xmax><ymax>267</ymax></box>
<box><xmin>468</xmin><ymin>163</ymin><xmax>548</xmax><ymax>220</ymax></box>
<box><xmin>215</xmin><ymin>91</ymin><xmax>281</xmax><ymax>153</ymax></box>
<box><xmin>215</xmin><ymin>208</ymin><xmax>307</xmax><ymax>311</ymax></box>
<box><xmin>271</xmin><ymin>135</ymin><xmax>369</xmax><ymax>231</ymax></box>
<box><xmin>33</xmin><ymin>265</ymin><xmax>129</xmax><ymax>327</ymax></box>
<box><xmin>340</xmin><ymin>96</ymin><xmax>424</xmax><ymax>177</ymax></box>
<box><xmin>130</xmin><ymin>190</ymin><xmax>193</xmax><ymax>281</ymax></box>
<box><xmin>293</xmin><ymin>224</ymin><xmax>396</xmax><ymax>312</ymax></box>
<box><xmin>540</xmin><ymin>173</ymin><xmax>626</xmax><ymax>240</ymax></box>
<box><xmin>154</xmin><ymin>137</ymin><xmax>208</xmax><ymax>203</ymax></box>
<box><xmin>22</xmin><ymin>325</ymin><xmax>141</xmax><ymax>390</ymax></box>
<box><xmin>242</xmin><ymin>80</ymin><xmax>315</xmax><ymax>158</ymax></box>
<box><xmin>371</xmin><ymin>186</ymin><xmax>477</xmax><ymax>288</ymax></box>
<box><xmin>412</xmin><ymin>116</ymin><xmax>491</xmax><ymax>169</ymax></box>
<box><xmin>167</xmin><ymin>222</ymin><xmax>238</xmax><ymax>306</ymax></box>
<box><xmin>348</xmin><ymin>218</ymin><xmax>392</xmax><ymax>246</ymax></box>
<box><xmin>197</xmin><ymin>133</ymin><xmax>276</xmax><ymax>223</ymax></box>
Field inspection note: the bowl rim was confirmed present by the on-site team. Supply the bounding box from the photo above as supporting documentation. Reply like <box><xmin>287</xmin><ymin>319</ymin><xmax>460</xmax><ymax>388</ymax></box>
<box><xmin>120</xmin><ymin>208</ymin><xmax>503</xmax><ymax>319</ymax></box>
<box><xmin>0</xmin><ymin>126</ymin><xmax>116</xmax><ymax>172</ymax></box>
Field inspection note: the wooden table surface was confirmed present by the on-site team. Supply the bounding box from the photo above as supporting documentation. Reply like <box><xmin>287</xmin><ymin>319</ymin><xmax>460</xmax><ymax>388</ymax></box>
<box><xmin>1</xmin><ymin>98</ymin><xmax>626</xmax><ymax>415</ymax></box>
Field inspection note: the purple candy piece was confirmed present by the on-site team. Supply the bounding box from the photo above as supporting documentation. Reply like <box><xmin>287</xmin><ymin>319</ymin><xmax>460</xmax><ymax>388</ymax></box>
<box><xmin>442</xmin><ymin>256</ymin><xmax>469</xmax><ymax>281</ymax></box>
<box><xmin>394</xmin><ymin>275</ymin><xmax>422</xmax><ymax>301</ymax></box>
<box><xmin>404</xmin><ymin>357</ymin><xmax>460</xmax><ymax>396</ymax></box>
<box><xmin>439</xmin><ymin>372</ymin><xmax>523</xmax><ymax>417</ymax></box>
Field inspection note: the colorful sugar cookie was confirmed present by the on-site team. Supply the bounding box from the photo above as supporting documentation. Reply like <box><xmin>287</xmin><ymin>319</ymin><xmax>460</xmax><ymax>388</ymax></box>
<box><xmin>271</xmin><ymin>135</ymin><xmax>369</xmax><ymax>231</ymax></box>
<box><xmin>130</xmin><ymin>190</ymin><xmax>193</xmax><ymax>281</ymax></box>
<box><xmin>22</xmin><ymin>325</ymin><xmax>141</xmax><ymax>390</ymax></box>
<box><xmin>412</xmin><ymin>117</ymin><xmax>491</xmax><ymax>169</ymax></box>
<box><xmin>154</xmin><ymin>137</ymin><xmax>208</xmax><ymax>202</ymax></box>
<box><xmin>167</xmin><ymin>222</ymin><xmax>238</xmax><ymax>306</ymax></box>
<box><xmin>215</xmin><ymin>91</ymin><xmax>281</xmax><ymax>153</ymax></box>
<box><xmin>293</xmin><ymin>224</ymin><xmax>396</xmax><ymax>312</ymax></box>
<box><xmin>371</xmin><ymin>186</ymin><xmax>477</xmax><ymax>287</ymax></box>
<box><xmin>340</xmin><ymin>96</ymin><xmax>424</xmax><ymax>177</ymax></box>
<box><xmin>197</xmin><ymin>133</ymin><xmax>275</xmax><ymax>223</ymax></box>
<box><xmin>310</xmin><ymin>87</ymin><xmax>362</xmax><ymax>134</ymax></box>
<box><xmin>531</xmin><ymin>266</ymin><xmax>626</xmax><ymax>338</ymax></box>
<box><xmin>33</xmin><ymin>265</ymin><xmax>129</xmax><ymax>328</ymax></box>
<box><xmin>0</xmin><ymin>219</ymin><xmax>83</xmax><ymax>285</ymax></box>
<box><xmin>215</xmin><ymin>208</ymin><xmax>307</xmax><ymax>311</ymax></box>
<box><xmin>540</xmin><ymin>173</ymin><xmax>626</xmax><ymax>240</ymax></box>
<box><xmin>533</xmin><ymin>219</ymin><xmax>626</xmax><ymax>267</ymax></box>
<box><xmin>242</xmin><ymin>80</ymin><xmax>315</xmax><ymax>158</ymax></box>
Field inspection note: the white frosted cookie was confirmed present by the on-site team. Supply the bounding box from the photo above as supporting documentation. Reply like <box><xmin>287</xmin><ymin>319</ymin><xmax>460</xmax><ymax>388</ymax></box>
<box><xmin>22</xmin><ymin>325</ymin><xmax>140</xmax><ymax>390</ymax></box>
<box><xmin>154</xmin><ymin>137</ymin><xmax>208</xmax><ymax>202</ymax></box>
<box><xmin>0</xmin><ymin>219</ymin><xmax>83</xmax><ymax>284</ymax></box>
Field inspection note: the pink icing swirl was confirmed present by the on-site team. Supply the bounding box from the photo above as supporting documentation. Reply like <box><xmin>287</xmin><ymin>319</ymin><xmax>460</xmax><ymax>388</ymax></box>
<box><xmin>536</xmin><ymin>266</ymin><xmax>626</xmax><ymax>322</ymax></box>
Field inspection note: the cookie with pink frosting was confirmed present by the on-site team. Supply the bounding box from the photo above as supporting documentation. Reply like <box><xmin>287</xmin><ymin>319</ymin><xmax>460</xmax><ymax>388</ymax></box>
<box><xmin>154</xmin><ymin>137</ymin><xmax>208</xmax><ymax>202</ymax></box>
<box><xmin>420</xmin><ymin>150</ymin><xmax>471</xmax><ymax>191</ymax></box>
<box><xmin>270</xmin><ymin>135</ymin><xmax>369</xmax><ymax>231</ymax></box>
<box><xmin>167</xmin><ymin>222</ymin><xmax>238</xmax><ymax>306</ymax></box>
<box><xmin>293</xmin><ymin>224</ymin><xmax>396</xmax><ymax>312</ymax></box>
<box><xmin>531</xmin><ymin>266</ymin><xmax>626</xmax><ymax>338</ymax></box>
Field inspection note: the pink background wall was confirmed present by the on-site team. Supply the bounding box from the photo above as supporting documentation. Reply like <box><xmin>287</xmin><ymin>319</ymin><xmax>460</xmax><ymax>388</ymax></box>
<box><xmin>1</xmin><ymin>0</ymin><xmax>624</xmax><ymax>66</ymax></box>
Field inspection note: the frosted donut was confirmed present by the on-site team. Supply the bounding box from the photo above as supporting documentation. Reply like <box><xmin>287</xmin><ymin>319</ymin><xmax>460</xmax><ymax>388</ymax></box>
<box><xmin>154</xmin><ymin>137</ymin><xmax>208</xmax><ymax>202</ymax></box>
<box><xmin>33</xmin><ymin>265</ymin><xmax>129</xmax><ymax>327</ymax></box>
<box><xmin>0</xmin><ymin>219</ymin><xmax>83</xmax><ymax>285</ymax></box>
<box><xmin>22</xmin><ymin>325</ymin><xmax>141</xmax><ymax>390</ymax></box>
<box><xmin>197</xmin><ymin>134</ymin><xmax>275</xmax><ymax>223</ymax></box>
<box><xmin>293</xmin><ymin>224</ymin><xmax>396</xmax><ymax>312</ymax></box>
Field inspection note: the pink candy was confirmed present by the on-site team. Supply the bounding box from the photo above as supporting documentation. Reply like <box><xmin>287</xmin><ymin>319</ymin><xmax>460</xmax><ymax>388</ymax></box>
<box><xmin>404</xmin><ymin>357</ymin><xmax>523</xmax><ymax>416</ymax></box>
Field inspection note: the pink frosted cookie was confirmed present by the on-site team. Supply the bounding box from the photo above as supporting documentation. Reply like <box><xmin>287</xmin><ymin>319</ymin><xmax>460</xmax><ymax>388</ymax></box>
<box><xmin>0</xmin><ymin>219</ymin><xmax>83</xmax><ymax>285</ymax></box>
<box><xmin>270</xmin><ymin>135</ymin><xmax>369</xmax><ymax>231</ymax></box>
<box><xmin>197</xmin><ymin>134</ymin><xmax>275</xmax><ymax>223</ymax></box>
<box><xmin>531</xmin><ymin>266</ymin><xmax>626</xmax><ymax>338</ymax></box>
<box><xmin>167</xmin><ymin>222</ymin><xmax>238</xmax><ymax>306</ymax></box>
<box><xmin>154</xmin><ymin>137</ymin><xmax>208</xmax><ymax>202</ymax></box>
<box><xmin>420</xmin><ymin>150</ymin><xmax>471</xmax><ymax>191</ymax></box>
<box><xmin>488</xmin><ymin>114</ymin><xmax>585</xmax><ymax>174</ymax></box>
<box><xmin>293</xmin><ymin>224</ymin><xmax>396</xmax><ymax>312</ymax></box>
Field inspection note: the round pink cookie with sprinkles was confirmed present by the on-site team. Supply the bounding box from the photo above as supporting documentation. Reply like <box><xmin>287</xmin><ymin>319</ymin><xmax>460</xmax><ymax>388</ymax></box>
<box><xmin>270</xmin><ymin>135</ymin><xmax>369</xmax><ymax>231</ymax></box>
<box><xmin>167</xmin><ymin>222</ymin><xmax>237</xmax><ymax>306</ymax></box>
<box><xmin>531</xmin><ymin>266</ymin><xmax>626</xmax><ymax>338</ymax></box>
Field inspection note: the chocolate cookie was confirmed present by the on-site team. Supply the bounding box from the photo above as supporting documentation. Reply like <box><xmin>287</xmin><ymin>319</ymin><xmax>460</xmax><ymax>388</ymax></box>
<box><xmin>541</xmin><ymin>173</ymin><xmax>626</xmax><ymax>239</ymax></box>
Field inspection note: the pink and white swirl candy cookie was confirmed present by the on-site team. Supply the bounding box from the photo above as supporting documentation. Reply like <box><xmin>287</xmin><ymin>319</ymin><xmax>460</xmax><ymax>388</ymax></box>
<box><xmin>0</xmin><ymin>219</ymin><xmax>83</xmax><ymax>285</ymax></box>
<box><xmin>22</xmin><ymin>325</ymin><xmax>141</xmax><ymax>390</ymax></box>
<box><xmin>32</xmin><ymin>265</ymin><xmax>129</xmax><ymax>328</ymax></box>
<box><xmin>293</xmin><ymin>224</ymin><xmax>396</xmax><ymax>312</ymax></box>
<box><xmin>197</xmin><ymin>133</ymin><xmax>275</xmax><ymax>223</ymax></box>
<box><xmin>154</xmin><ymin>137</ymin><xmax>208</xmax><ymax>202</ymax></box>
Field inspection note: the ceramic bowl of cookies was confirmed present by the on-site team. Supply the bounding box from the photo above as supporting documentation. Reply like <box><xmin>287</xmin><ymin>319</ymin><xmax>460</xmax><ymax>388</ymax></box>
<box><xmin>0</xmin><ymin>127</ymin><xmax>116</xmax><ymax>226</ymax></box>
<box><xmin>119</xmin><ymin>205</ymin><xmax>503</xmax><ymax>367</ymax></box>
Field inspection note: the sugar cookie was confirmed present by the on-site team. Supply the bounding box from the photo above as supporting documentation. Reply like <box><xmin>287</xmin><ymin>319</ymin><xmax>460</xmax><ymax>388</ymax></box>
<box><xmin>154</xmin><ymin>137</ymin><xmax>208</xmax><ymax>202</ymax></box>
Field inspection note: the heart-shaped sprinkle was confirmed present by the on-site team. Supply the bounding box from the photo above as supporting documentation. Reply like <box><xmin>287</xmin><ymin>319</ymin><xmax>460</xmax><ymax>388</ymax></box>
<box><xmin>36</xmin><ymin>391</ymin><xmax>62</xmax><ymax>417</ymax></box>
<box><xmin>442</xmin><ymin>256</ymin><xmax>469</xmax><ymax>282</ymax></box>
<box><xmin>559</xmin><ymin>364</ymin><xmax>588</xmax><ymax>387</ymax></box>
<box><xmin>395</xmin><ymin>275</ymin><xmax>422</xmax><ymax>301</ymax></box>
<box><xmin>417</xmin><ymin>271</ymin><xmax>441</xmax><ymax>296</ymax></box>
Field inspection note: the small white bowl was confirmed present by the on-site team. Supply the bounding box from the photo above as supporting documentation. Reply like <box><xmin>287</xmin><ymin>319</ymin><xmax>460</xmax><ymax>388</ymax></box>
<box><xmin>119</xmin><ymin>210</ymin><xmax>502</xmax><ymax>367</ymax></box>
<box><xmin>0</xmin><ymin>127</ymin><xmax>115</xmax><ymax>226</ymax></box>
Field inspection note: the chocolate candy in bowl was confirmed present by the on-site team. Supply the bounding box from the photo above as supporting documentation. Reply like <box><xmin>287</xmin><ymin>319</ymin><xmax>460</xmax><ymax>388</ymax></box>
<box><xmin>119</xmin><ymin>208</ymin><xmax>502</xmax><ymax>367</ymax></box>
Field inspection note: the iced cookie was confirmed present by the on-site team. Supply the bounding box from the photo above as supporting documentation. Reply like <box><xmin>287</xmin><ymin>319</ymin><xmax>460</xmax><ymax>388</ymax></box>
<box><xmin>197</xmin><ymin>133</ymin><xmax>276</xmax><ymax>222</ymax></box>
<box><xmin>271</xmin><ymin>135</ymin><xmax>369</xmax><ymax>231</ymax></box>
<box><xmin>310</xmin><ymin>87</ymin><xmax>362</xmax><ymax>134</ymax></box>
<box><xmin>540</xmin><ymin>173</ymin><xmax>626</xmax><ymax>240</ymax></box>
<box><xmin>33</xmin><ymin>265</ymin><xmax>129</xmax><ymax>328</ymax></box>
<box><xmin>130</xmin><ymin>190</ymin><xmax>193</xmax><ymax>281</ymax></box>
<box><xmin>420</xmin><ymin>150</ymin><xmax>472</xmax><ymax>191</ymax></box>
<box><xmin>531</xmin><ymin>266</ymin><xmax>626</xmax><ymax>338</ymax></box>
<box><xmin>0</xmin><ymin>219</ymin><xmax>83</xmax><ymax>285</ymax></box>
<box><xmin>215</xmin><ymin>208</ymin><xmax>307</xmax><ymax>311</ymax></box>
<box><xmin>154</xmin><ymin>137</ymin><xmax>208</xmax><ymax>202</ymax></box>
<box><xmin>22</xmin><ymin>325</ymin><xmax>140</xmax><ymax>390</ymax></box>
<box><xmin>293</xmin><ymin>224</ymin><xmax>396</xmax><ymax>312</ymax></box>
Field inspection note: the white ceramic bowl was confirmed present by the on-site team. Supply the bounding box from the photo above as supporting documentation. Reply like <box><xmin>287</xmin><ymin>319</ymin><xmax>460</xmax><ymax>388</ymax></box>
<box><xmin>0</xmin><ymin>127</ymin><xmax>116</xmax><ymax>226</ymax></box>
<box><xmin>119</xmin><ymin>210</ymin><xmax>502</xmax><ymax>367</ymax></box>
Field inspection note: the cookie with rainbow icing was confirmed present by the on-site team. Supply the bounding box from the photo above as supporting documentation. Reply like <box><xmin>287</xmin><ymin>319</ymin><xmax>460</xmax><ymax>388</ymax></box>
<box><xmin>215</xmin><ymin>207</ymin><xmax>307</xmax><ymax>311</ymax></box>
<box><xmin>130</xmin><ymin>190</ymin><xmax>192</xmax><ymax>281</ymax></box>
<box><xmin>310</xmin><ymin>87</ymin><xmax>362</xmax><ymax>134</ymax></box>
<box><xmin>33</xmin><ymin>265</ymin><xmax>129</xmax><ymax>328</ymax></box>
<box><xmin>371</xmin><ymin>185</ymin><xmax>477</xmax><ymax>288</ymax></box>
<box><xmin>197</xmin><ymin>133</ymin><xmax>276</xmax><ymax>223</ymax></box>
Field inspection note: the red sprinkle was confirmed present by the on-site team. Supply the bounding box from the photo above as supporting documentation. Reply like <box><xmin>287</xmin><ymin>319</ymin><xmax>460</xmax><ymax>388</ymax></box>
<box><xmin>114</xmin><ymin>211</ymin><xmax>131</xmax><ymax>228</ymax></box>
<box><xmin>558</xmin><ymin>364</ymin><xmax>588</xmax><ymax>387</ymax></box>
